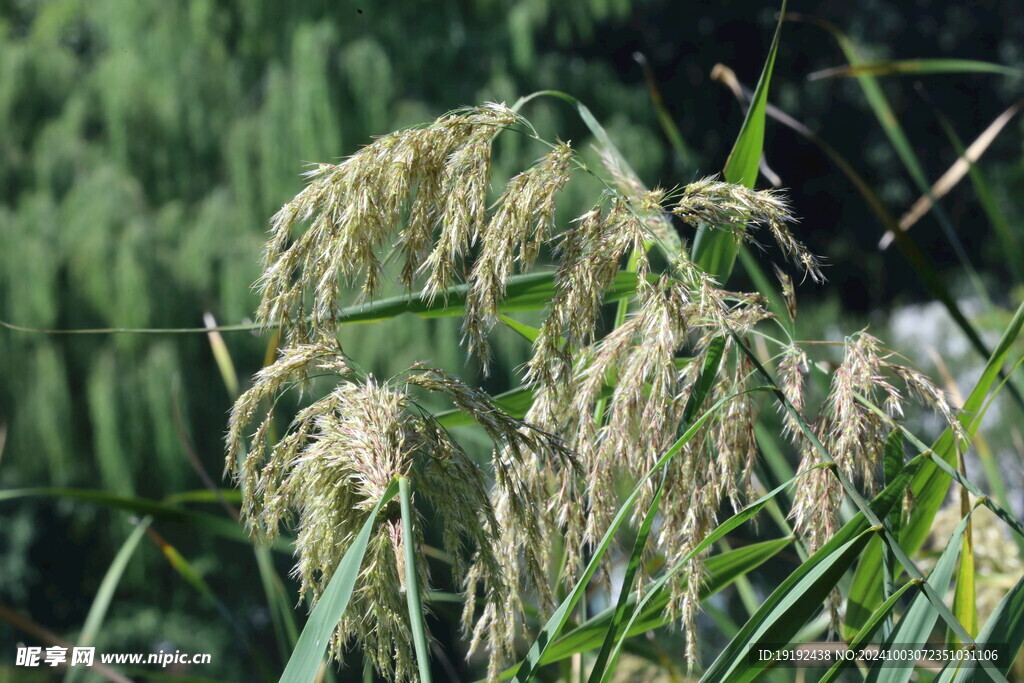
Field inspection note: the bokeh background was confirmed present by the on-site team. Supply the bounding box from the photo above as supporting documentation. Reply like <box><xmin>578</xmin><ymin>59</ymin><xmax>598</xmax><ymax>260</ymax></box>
<box><xmin>2</xmin><ymin>0</ymin><xmax>1023</xmax><ymax>680</ymax></box>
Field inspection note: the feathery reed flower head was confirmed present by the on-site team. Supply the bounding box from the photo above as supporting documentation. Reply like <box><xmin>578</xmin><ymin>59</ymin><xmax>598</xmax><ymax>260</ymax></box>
<box><xmin>463</xmin><ymin>142</ymin><xmax>575</xmax><ymax>363</ymax></box>
<box><xmin>226</xmin><ymin>342</ymin><xmax>578</xmax><ymax>681</ymax></box>
<box><xmin>256</xmin><ymin>103</ymin><xmax>520</xmax><ymax>344</ymax></box>
<box><xmin>525</xmin><ymin>196</ymin><xmax>651</xmax><ymax>387</ymax></box>
<box><xmin>790</xmin><ymin>331</ymin><xmax>966</xmax><ymax>552</ymax></box>
<box><xmin>521</xmin><ymin>266</ymin><xmax>772</xmax><ymax>664</ymax></box>
<box><xmin>231</xmin><ymin>100</ymin><xmax>931</xmax><ymax>678</ymax></box>
<box><xmin>597</xmin><ymin>146</ymin><xmax>680</xmax><ymax>252</ymax></box>
<box><xmin>673</xmin><ymin>177</ymin><xmax>824</xmax><ymax>283</ymax></box>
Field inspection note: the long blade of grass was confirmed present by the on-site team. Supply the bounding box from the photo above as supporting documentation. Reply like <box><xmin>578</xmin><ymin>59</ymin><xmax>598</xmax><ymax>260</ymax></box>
<box><xmin>818</xmin><ymin>580</ymin><xmax>921</xmax><ymax>683</ymax></box>
<box><xmin>64</xmin><ymin>517</ymin><xmax>152</xmax><ymax>683</ymax></box>
<box><xmin>881</xmin><ymin>431</ymin><xmax>905</xmax><ymax>640</ymax></box>
<box><xmin>720</xmin><ymin>2</ymin><xmax>786</xmax><ymax>189</ymax></box>
<box><xmin>865</xmin><ymin>506</ymin><xmax>977</xmax><ymax>683</ymax></box>
<box><xmin>0</xmin><ymin>271</ymin><xmax>644</xmax><ymax>335</ymax></box>
<box><xmin>916</xmin><ymin>95</ymin><xmax>1024</xmax><ymax>331</ymax></box>
<box><xmin>522</xmin><ymin>537</ymin><xmax>791</xmax><ymax>671</ymax></box>
<box><xmin>728</xmin><ymin>530</ymin><xmax>881</xmax><ymax>683</ymax></box>
<box><xmin>692</xmin><ymin>0</ymin><xmax>788</xmax><ymax>281</ymax></box>
<box><xmin>699</xmin><ymin>453</ymin><xmax>926</xmax><ymax>683</ymax></box>
<box><xmin>929</xmin><ymin>349</ymin><xmax>1020</xmax><ymax>543</ymax></box>
<box><xmin>951</xmin><ymin>379</ymin><xmax>979</xmax><ymax>647</ymax></box>
<box><xmin>946</xmin><ymin>572</ymin><xmax>1024</xmax><ymax>681</ymax></box>
<box><xmin>280</xmin><ymin>477</ymin><xmax>400</xmax><ymax>683</ymax></box>
<box><xmin>951</xmin><ymin>509</ymin><xmax>978</xmax><ymax>645</ymax></box>
<box><xmin>937</xmin><ymin>105</ymin><xmax>1024</xmax><ymax>282</ymax></box>
<box><xmin>809</xmin><ymin>59</ymin><xmax>1023</xmax><ymax>80</ymax></box>
<box><xmin>398</xmin><ymin>476</ymin><xmax>432</xmax><ymax>683</ymax></box>
<box><xmin>0</xmin><ymin>487</ymin><xmax>286</xmax><ymax>549</ymax></box>
<box><xmin>702</xmin><ymin>62</ymin><xmax>804</xmax><ymax>329</ymax></box>
<box><xmin>587</xmin><ymin>337</ymin><xmax>726</xmax><ymax>683</ymax></box>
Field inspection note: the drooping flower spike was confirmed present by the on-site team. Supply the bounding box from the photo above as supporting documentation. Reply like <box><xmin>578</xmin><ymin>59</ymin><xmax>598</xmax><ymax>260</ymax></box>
<box><xmin>227</xmin><ymin>344</ymin><xmax>577</xmax><ymax>681</ymax></box>
<box><xmin>231</xmin><ymin>103</ymin><xmax>961</xmax><ymax>680</ymax></box>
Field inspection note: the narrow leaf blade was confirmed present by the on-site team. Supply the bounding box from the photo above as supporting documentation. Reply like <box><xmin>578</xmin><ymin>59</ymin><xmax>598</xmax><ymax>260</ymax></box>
<box><xmin>692</xmin><ymin>0</ymin><xmax>788</xmax><ymax>280</ymax></box>
<box><xmin>280</xmin><ymin>478</ymin><xmax>400</xmax><ymax>683</ymax></box>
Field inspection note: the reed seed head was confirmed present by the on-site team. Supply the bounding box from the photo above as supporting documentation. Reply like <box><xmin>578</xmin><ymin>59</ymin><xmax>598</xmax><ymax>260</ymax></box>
<box><xmin>229</xmin><ymin>101</ymin><xmax>967</xmax><ymax>677</ymax></box>
<box><xmin>791</xmin><ymin>332</ymin><xmax>965</xmax><ymax>554</ymax></box>
<box><xmin>256</xmin><ymin>103</ymin><xmax>520</xmax><ymax>344</ymax></box>
<box><xmin>226</xmin><ymin>342</ymin><xmax>582</xmax><ymax>681</ymax></box>
<box><xmin>673</xmin><ymin>177</ymin><xmax>824</xmax><ymax>283</ymax></box>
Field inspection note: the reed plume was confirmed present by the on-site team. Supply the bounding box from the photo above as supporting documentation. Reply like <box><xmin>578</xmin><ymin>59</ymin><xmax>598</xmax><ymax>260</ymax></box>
<box><xmin>229</xmin><ymin>103</ymin><xmax>961</xmax><ymax>679</ymax></box>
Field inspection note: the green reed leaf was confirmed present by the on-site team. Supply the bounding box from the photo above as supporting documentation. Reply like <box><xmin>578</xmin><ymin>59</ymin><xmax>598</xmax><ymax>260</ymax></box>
<box><xmin>818</xmin><ymin>580</ymin><xmax>920</xmax><ymax>683</ymax></box>
<box><xmin>399</xmin><ymin>477</ymin><xmax>432</xmax><ymax>683</ymax></box>
<box><xmin>809</xmin><ymin>59</ymin><xmax>1023</xmax><ymax>80</ymax></box>
<box><xmin>701</xmin><ymin>454</ymin><xmax>925</xmax><ymax>683</ymax></box>
<box><xmin>865</xmin><ymin>507</ymin><xmax>976</xmax><ymax>683</ymax></box>
<box><xmin>280</xmin><ymin>478</ymin><xmax>401</xmax><ymax>683</ymax></box>
<box><xmin>692</xmin><ymin>0</ymin><xmax>788</xmax><ymax>281</ymax></box>
<box><xmin>65</xmin><ymin>517</ymin><xmax>151</xmax><ymax>683</ymax></box>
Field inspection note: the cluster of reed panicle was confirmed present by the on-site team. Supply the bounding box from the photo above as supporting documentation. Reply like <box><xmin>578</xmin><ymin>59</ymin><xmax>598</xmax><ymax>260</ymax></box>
<box><xmin>784</xmin><ymin>332</ymin><xmax>966</xmax><ymax>552</ymax></box>
<box><xmin>523</xmin><ymin>176</ymin><xmax>814</xmax><ymax>387</ymax></box>
<box><xmin>225</xmin><ymin>344</ymin><xmax>575</xmax><ymax>681</ymax></box>
<box><xmin>673</xmin><ymin>177</ymin><xmax>824</xmax><ymax>283</ymax></box>
<box><xmin>521</xmin><ymin>266</ymin><xmax>772</xmax><ymax>664</ymax></box>
<box><xmin>255</xmin><ymin>100</ymin><xmax>819</xmax><ymax>361</ymax></box>
<box><xmin>256</xmin><ymin>103</ymin><xmax>521</xmax><ymax>344</ymax></box>
<box><xmin>775</xmin><ymin>332</ymin><xmax>965</xmax><ymax>628</ymax></box>
<box><xmin>228</xmin><ymin>102</ymin><xmax>960</xmax><ymax>680</ymax></box>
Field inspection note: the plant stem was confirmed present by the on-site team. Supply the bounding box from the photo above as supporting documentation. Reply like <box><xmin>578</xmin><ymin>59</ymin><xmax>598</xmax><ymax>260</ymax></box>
<box><xmin>399</xmin><ymin>476</ymin><xmax>432</xmax><ymax>683</ymax></box>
